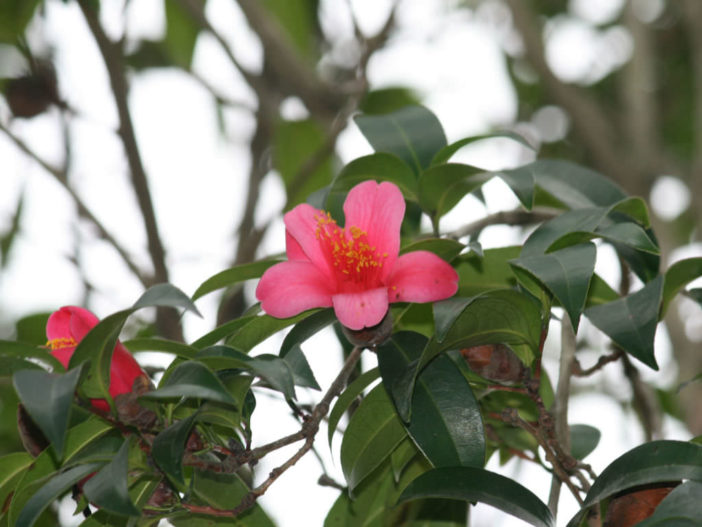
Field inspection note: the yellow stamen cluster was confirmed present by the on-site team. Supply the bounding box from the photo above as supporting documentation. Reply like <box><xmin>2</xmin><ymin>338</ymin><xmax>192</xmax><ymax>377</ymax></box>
<box><xmin>315</xmin><ymin>212</ymin><xmax>386</xmax><ymax>287</ymax></box>
<box><xmin>46</xmin><ymin>337</ymin><xmax>77</xmax><ymax>350</ymax></box>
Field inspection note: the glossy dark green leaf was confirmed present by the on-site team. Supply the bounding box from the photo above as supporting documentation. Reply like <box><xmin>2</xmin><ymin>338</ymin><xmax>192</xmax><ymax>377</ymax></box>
<box><xmin>279</xmin><ymin>308</ymin><xmax>336</xmax><ymax>357</ymax></box>
<box><xmin>226</xmin><ymin>310</ymin><xmax>320</xmax><ymax>352</ymax></box>
<box><xmin>328</xmin><ymin>367</ymin><xmax>380</xmax><ymax>446</ymax></box>
<box><xmin>398</xmin><ymin>467</ymin><xmax>554</xmax><ymax>527</ymax></box>
<box><xmin>13</xmin><ymin>367</ymin><xmax>82</xmax><ymax>458</ymax></box>
<box><xmin>0</xmin><ymin>452</ymin><xmax>34</xmax><ymax>512</ymax></box>
<box><xmin>585</xmin><ymin>274</ymin><xmax>619</xmax><ymax>307</ymax></box>
<box><xmin>164</xmin><ymin>0</ymin><xmax>199</xmax><ymax>67</ymax></box>
<box><xmin>585</xmin><ymin>275</ymin><xmax>663</xmax><ymax>369</ymax></box>
<box><xmin>569</xmin><ymin>424</ymin><xmax>601</xmax><ymax>460</ymax></box>
<box><xmin>14</xmin><ymin>312</ymin><xmax>49</xmax><ymax>346</ymax></box>
<box><xmin>395</xmin><ymin>289</ymin><xmax>541</xmax><ymax>421</ymax></box>
<box><xmin>511</xmin><ymin>243</ymin><xmax>596</xmax><ymax>331</ymax></box>
<box><xmin>400</xmin><ymin>238</ymin><xmax>465</xmax><ymax>262</ymax></box>
<box><xmin>283</xmin><ymin>344</ymin><xmax>320</xmax><ymax>390</ymax></box>
<box><xmin>274</xmin><ymin>118</ymin><xmax>335</xmax><ymax>208</ymax></box>
<box><xmin>15</xmin><ymin>462</ymin><xmax>102</xmax><ymax>527</ymax></box>
<box><xmin>132</xmin><ymin>283</ymin><xmax>201</xmax><ymax>316</ymax></box>
<box><xmin>340</xmin><ymin>383</ymin><xmax>407</xmax><ymax>491</ymax></box>
<box><xmin>662</xmin><ymin>257</ymin><xmax>702</xmax><ymax>316</ymax></box>
<box><xmin>417</xmin><ymin>163</ymin><xmax>490</xmax><ymax>220</ymax></box>
<box><xmin>522</xmin><ymin>207</ymin><xmax>607</xmax><ymax>256</ymax></box>
<box><xmin>0</xmin><ymin>340</ymin><xmax>63</xmax><ymax>371</ymax></box>
<box><xmin>432</xmin><ymin>131</ymin><xmax>535</xmax><ymax>165</ymax></box>
<box><xmin>83</xmin><ymin>439</ymin><xmax>140</xmax><ymax>516</ymax></box>
<box><xmin>330</xmin><ymin>153</ymin><xmax>418</xmax><ymax>201</ymax></box>
<box><xmin>142</xmin><ymin>361</ymin><xmax>237</xmax><ymax>405</ymax></box>
<box><xmin>360</xmin><ymin>86</ymin><xmax>422</xmax><ymax>115</ymax></box>
<box><xmin>355</xmin><ymin>106</ymin><xmax>447</xmax><ymax>175</ymax></box>
<box><xmin>196</xmin><ymin>345</ymin><xmax>297</xmax><ymax>399</ymax></box>
<box><xmin>63</xmin><ymin>416</ymin><xmax>115</xmax><ymax>465</ymax></box>
<box><xmin>567</xmin><ymin>440</ymin><xmax>702</xmax><ymax>527</ymax></box>
<box><xmin>610</xmin><ymin>196</ymin><xmax>652</xmax><ymax>227</ymax></box>
<box><xmin>454</xmin><ymin>246</ymin><xmax>520</xmax><ymax>297</ymax></box>
<box><xmin>122</xmin><ymin>337</ymin><xmax>197</xmax><ymax>359</ymax></box>
<box><xmin>191</xmin><ymin>260</ymin><xmax>282</xmax><ymax>301</ymax></box>
<box><xmin>635</xmin><ymin>480</ymin><xmax>702</xmax><ymax>527</ymax></box>
<box><xmin>596</xmin><ymin>222</ymin><xmax>659</xmax><ymax>254</ymax></box>
<box><xmin>190</xmin><ymin>315</ymin><xmax>257</xmax><ymax>349</ymax></box>
<box><xmin>152</xmin><ymin>413</ymin><xmax>198</xmax><ymax>486</ymax></box>
<box><xmin>378</xmin><ymin>333</ymin><xmax>485</xmax><ymax>468</ymax></box>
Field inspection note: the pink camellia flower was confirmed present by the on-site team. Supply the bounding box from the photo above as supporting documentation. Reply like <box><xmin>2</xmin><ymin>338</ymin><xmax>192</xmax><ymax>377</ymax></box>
<box><xmin>256</xmin><ymin>180</ymin><xmax>459</xmax><ymax>330</ymax></box>
<box><xmin>46</xmin><ymin>306</ymin><xmax>149</xmax><ymax>412</ymax></box>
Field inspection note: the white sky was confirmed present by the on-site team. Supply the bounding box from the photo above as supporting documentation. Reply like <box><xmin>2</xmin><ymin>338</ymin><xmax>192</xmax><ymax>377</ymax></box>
<box><xmin>0</xmin><ymin>0</ymin><xmax>695</xmax><ymax>526</ymax></box>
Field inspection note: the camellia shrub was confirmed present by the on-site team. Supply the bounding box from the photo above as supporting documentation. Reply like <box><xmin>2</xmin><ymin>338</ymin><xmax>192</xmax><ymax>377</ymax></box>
<box><xmin>2</xmin><ymin>106</ymin><xmax>702</xmax><ymax>526</ymax></box>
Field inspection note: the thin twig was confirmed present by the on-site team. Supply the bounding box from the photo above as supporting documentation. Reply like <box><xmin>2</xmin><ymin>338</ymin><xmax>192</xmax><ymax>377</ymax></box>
<box><xmin>0</xmin><ymin>121</ymin><xmax>148</xmax><ymax>285</ymax></box>
<box><xmin>443</xmin><ymin>208</ymin><xmax>557</xmax><ymax>240</ymax></box>
<box><xmin>572</xmin><ymin>350</ymin><xmax>623</xmax><ymax>377</ymax></box>
<box><xmin>183</xmin><ymin>345</ymin><xmax>365</xmax><ymax>518</ymax></box>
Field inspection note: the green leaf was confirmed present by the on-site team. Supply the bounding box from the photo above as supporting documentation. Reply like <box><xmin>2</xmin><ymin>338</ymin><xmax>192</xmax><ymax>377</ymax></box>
<box><xmin>262</xmin><ymin>0</ymin><xmax>318</xmax><ymax>58</ymax></box>
<box><xmin>569</xmin><ymin>424</ymin><xmax>601</xmax><ymax>460</ymax></box>
<box><xmin>400</xmin><ymin>238</ymin><xmax>465</xmax><ymax>262</ymax></box>
<box><xmin>354</xmin><ymin>106</ymin><xmax>447</xmax><ymax>175</ymax></box>
<box><xmin>432</xmin><ymin>131</ymin><xmax>535</xmax><ymax>165</ymax></box>
<box><xmin>585</xmin><ymin>274</ymin><xmax>619</xmax><ymax>307</ymax></box>
<box><xmin>596</xmin><ymin>222</ymin><xmax>659</xmax><ymax>254</ymax></box>
<box><xmin>283</xmin><ymin>344</ymin><xmax>320</xmax><ymax>390</ymax></box>
<box><xmin>395</xmin><ymin>289</ymin><xmax>541</xmax><ymax>421</ymax></box>
<box><xmin>151</xmin><ymin>412</ymin><xmax>198</xmax><ymax>486</ymax></box>
<box><xmin>329</xmin><ymin>153</ymin><xmax>418</xmax><ymax>201</ymax></box>
<box><xmin>191</xmin><ymin>260</ymin><xmax>282</xmax><ymax>301</ymax></box>
<box><xmin>13</xmin><ymin>312</ymin><xmax>49</xmax><ymax>346</ymax></box>
<box><xmin>279</xmin><ymin>308</ymin><xmax>336</xmax><ymax>357</ymax></box>
<box><xmin>63</xmin><ymin>416</ymin><xmax>115</xmax><ymax>465</ymax></box>
<box><xmin>12</xmin><ymin>367</ymin><xmax>82</xmax><ymax>459</ymax></box>
<box><xmin>122</xmin><ymin>337</ymin><xmax>198</xmax><ymax>359</ymax></box>
<box><xmin>511</xmin><ymin>243</ymin><xmax>596</xmax><ymax>331</ymax></box>
<box><xmin>274</xmin><ymin>118</ymin><xmax>335</xmax><ymax>208</ymax></box>
<box><xmin>662</xmin><ymin>257</ymin><xmax>702</xmax><ymax>316</ymax></box>
<box><xmin>5</xmin><ymin>449</ymin><xmax>58</xmax><ymax>525</ymax></box>
<box><xmin>328</xmin><ymin>367</ymin><xmax>379</xmax><ymax>446</ymax></box>
<box><xmin>635</xmin><ymin>480</ymin><xmax>702</xmax><ymax>527</ymax></box>
<box><xmin>0</xmin><ymin>0</ymin><xmax>41</xmax><ymax>42</ymax></box>
<box><xmin>83</xmin><ymin>439</ymin><xmax>140</xmax><ymax>516</ymax></box>
<box><xmin>378</xmin><ymin>333</ymin><xmax>485</xmax><ymax>468</ymax></box>
<box><xmin>417</xmin><ymin>163</ymin><xmax>490</xmax><ymax>220</ymax></box>
<box><xmin>340</xmin><ymin>384</ymin><xmax>407</xmax><ymax>491</ymax></box>
<box><xmin>190</xmin><ymin>315</ymin><xmax>257</xmax><ymax>349</ymax></box>
<box><xmin>196</xmin><ymin>346</ymin><xmax>297</xmax><ymax>400</ymax></box>
<box><xmin>132</xmin><ymin>283</ymin><xmax>201</xmax><ymax>316</ymax></box>
<box><xmin>15</xmin><ymin>463</ymin><xmax>102</xmax><ymax>527</ymax></box>
<box><xmin>398</xmin><ymin>467</ymin><xmax>554</xmax><ymax>527</ymax></box>
<box><xmin>0</xmin><ymin>340</ymin><xmax>64</xmax><ymax>373</ymax></box>
<box><xmin>567</xmin><ymin>440</ymin><xmax>702</xmax><ymax>527</ymax></box>
<box><xmin>454</xmin><ymin>246</ymin><xmax>520</xmax><ymax>297</ymax></box>
<box><xmin>522</xmin><ymin>207</ymin><xmax>607</xmax><ymax>256</ymax></box>
<box><xmin>226</xmin><ymin>310</ymin><xmax>320</xmax><ymax>352</ymax></box>
<box><xmin>142</xmin><ymin>361</ymin><xmax>237</xmax><ymax>405</ymax></box>
<box><xmin>585</xmin><ymin>275</ymin><xmax>663</xmax><ymax>369</ymax></box>
<box><xmin>0</xmin><ymin>452</ymin><xmax>34</xmax><ymax>511</ymax></box>
<box><xmin>164</xmin><ymin>0</ymin><xmax>200</xmax><ymax>68</ymax></box>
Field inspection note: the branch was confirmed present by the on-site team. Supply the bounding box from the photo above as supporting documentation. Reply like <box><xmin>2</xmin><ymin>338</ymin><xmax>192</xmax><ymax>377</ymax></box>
<box><xmin>548</xmin><ymin>317</ymin><xmax>577</xmax><ymax>515</ymax></box>
<box><xmin>182</xmin><ymin>345</ymin><xmax>365</xmax><ymax>518</ymax></box>
<box><xmin>0</xmin><ymin>121</ymin><xmax>148</xmax><ymax>285</ymax></box>
<box><xmin>572</xmin><ymin>349</ymin><xmax>623</xmax><ymax>377</ymax></box>
<box><xmin>78</xmin><ymin>0</ymin><xmax>169</xmax><ymax>287</ymax></box>
<box><xmin>444</xmin><ymin>208</ymin><xmax>558</xmax><ymax>240</ymax></box>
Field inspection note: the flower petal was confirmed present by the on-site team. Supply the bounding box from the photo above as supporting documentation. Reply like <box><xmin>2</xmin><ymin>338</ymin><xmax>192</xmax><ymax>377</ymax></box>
<box><xmin>387</xmin><ymin>251</ymin><xmax>458</xmax><ymax>303</ymax></box>
<box><xmin>256</xmin><ymin>260</ymin><xmax>333</xmax><ymax>318</ymax></box>
<box><xmin>332</xmin><ymin>287</ymin><xmax>389</xmax><ymax>330</ymax></box>
<box><xmin>46</xmin><ymin>306</ymin><xmax>98</xmax><ymax>341</ymax></box>
<box><xmin>286</xmin><ymin>230</ymin><xmax>307</xmax><ymax>261</ymax></box>
<box><xmin>343</xmin><ymin>181</ymin><xmax>405</xmax><ymax>279</ymax></box>
<box><xmin>284</xmin><ymin>203</ymin><xmax>333</xmax><ymax>277</ymax></box>
<box><xmin>109</xmin><ymin>342</ymin><xmax>148</xmax><ymax>396</ymax></box>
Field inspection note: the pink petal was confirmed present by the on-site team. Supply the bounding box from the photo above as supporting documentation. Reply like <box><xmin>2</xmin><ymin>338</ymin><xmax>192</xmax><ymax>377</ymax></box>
<box><xmin>108</xmin><ymin>342</ymin><xmax>148</xmax><ymax>397</ymax></box>
<box><xmin>387</xmin><ymin>251</ymin><xmax>458</xmax><ymax>303</ymax></box>
<box><xmin>332</xmin><ymin>287</ymin><xmax>389</xmax><ymax>330</ymax></box>
<box><xmin>284</xmin><ymin>204</ymin><xmax>333</xmax><ymax>277</ymax></box>
<box><xmin>256</xmin><ymin>260</ymin><xmax>334</xmax><ymax>318</ymax></box>
<box><xmin>286</xmin><ymin>230</ymin><xmax>307</xmax><ymax>261</ymax></box>
<box><xmin>343</xmin><ymin>181</ymin><xmax>405</xmax><ymax>279</ymax></box>
<box><xmin>46</xmin><ymin>306</ymin><xmax>98</xmax><ymax>341</ymax></box>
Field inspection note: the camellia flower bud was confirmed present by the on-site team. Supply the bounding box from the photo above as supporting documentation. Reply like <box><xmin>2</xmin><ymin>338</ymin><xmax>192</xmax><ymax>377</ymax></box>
<box><xmin>46</xmin><ymin>306</ymin><xmax>150</xmax><ymax>411</ymax></box>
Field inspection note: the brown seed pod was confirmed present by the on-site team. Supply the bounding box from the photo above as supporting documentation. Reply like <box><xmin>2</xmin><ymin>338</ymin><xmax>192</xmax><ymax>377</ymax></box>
<box><xmin>603</xmin><ymin>483</ymin><xmax>678</xmax><ymax>527</ymax></box>
<box><xmin>460</xmin><ymin>343</ymin><xmax>526</xmax><ymax>383</ymax></box>
<box><xmin>5</xmin><ymin>61</ymin><xmax>60</xmax><ymax>118</ymax></box>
